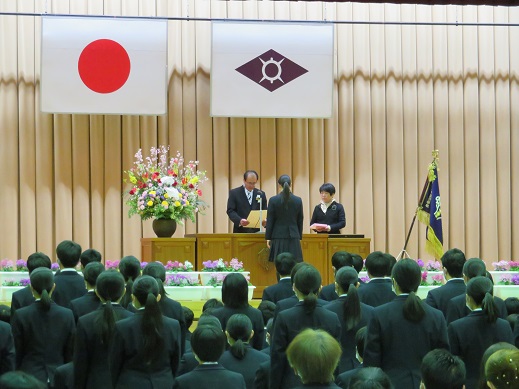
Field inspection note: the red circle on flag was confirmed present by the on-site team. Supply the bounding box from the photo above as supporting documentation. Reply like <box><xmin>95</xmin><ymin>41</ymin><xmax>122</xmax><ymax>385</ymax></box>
<box><xmin>78</xmin><ymin>39</ymin><xmax>131</xmax><ymax>94</ymax></box>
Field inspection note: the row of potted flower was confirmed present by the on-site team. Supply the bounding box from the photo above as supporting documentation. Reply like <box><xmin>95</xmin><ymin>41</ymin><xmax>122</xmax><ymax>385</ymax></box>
<box><xmin>359</xmin><ymin>271</ymin><xmax>519</xmax><ymax>286</ymax></box>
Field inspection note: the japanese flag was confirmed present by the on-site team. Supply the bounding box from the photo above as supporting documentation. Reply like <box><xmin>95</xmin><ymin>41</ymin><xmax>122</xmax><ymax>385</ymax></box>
<box><xmin>211</xmin><ymin>22</ymin><xmax>334</xmax><ymax>118</ymax></box>
<box><xmin>41</xmin><ymin>16</ymin><xmax>167</xmax><ymax>115</ymax></box>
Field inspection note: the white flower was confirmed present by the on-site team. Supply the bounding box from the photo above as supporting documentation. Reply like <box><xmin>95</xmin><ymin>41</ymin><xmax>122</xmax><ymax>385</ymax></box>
<box><xmin>161</xmin><ymin>176</ymin><xmax>174</xmax><ymax>186</ymax></box>
<box><xmin>165</xmin><ymin>187</ymin><xmax>181</xmax><ymax>199</ymax></box>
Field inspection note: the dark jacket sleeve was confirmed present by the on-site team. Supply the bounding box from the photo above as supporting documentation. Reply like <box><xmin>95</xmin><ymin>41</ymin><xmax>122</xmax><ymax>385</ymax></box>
<box><xmin>297</xmin><ymin>198</ymin><xmax>304</xmax><ymax>239</ymax></box>
<box><xmin>227</xmin><ymin>188</ymin><xmax>243</xmax><ymax>225</ymax></box>
<box><xmin>329</xmin><ymin>203</ymin><xmax>346</xmax><ymax>232</ymax></box>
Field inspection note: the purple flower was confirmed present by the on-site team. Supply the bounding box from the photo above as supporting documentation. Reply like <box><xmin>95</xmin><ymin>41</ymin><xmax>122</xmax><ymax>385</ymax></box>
<box><xmin>105</xmin><ymin>260</ymin><xmax>120</xmax><ymax>270</ymax></box>
<box><xmin>416</xmin><ymin>259</ymin><xmax>425</xmax><ymax>269</ymax></box>
<box><xmin>20</xmin><ymin>278</ymin><xmax>31</xmax><ymax>287</ymax></box>
<box><xmin>360</xmin><ymin>276</ymin><xmax>370</xmax><ymax>283</ymax></box>
<box><xmin>16</xmin><ymin>259</ymin><xmax>28</xmax><ymax>271</ymax></box>
<box><xmin>165</xmin><ymin>273</ymin><xmax>200</xmax><ymax>286</ymax></box>
<box><xmin>140</xmin><ymin>261</ymin><xmax>148</xmax><ymax>269</ymax></box>
<box><xmin>512</xmin><ymin>274</ymin><xmax>519</xmax><ymax>286</ymax></box>
<box><xmin>51</xmin><ymin>263</ymin><xmax>60</xmax><ymax>271</ymax></box>
<box><xmin>493</xmin><ymin>261</ymin><xmax>510</xmax><ymax>271</ymax></box>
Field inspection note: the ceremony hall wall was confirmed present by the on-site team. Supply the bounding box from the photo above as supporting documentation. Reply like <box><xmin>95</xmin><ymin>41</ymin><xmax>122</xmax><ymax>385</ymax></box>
<box><xmin>1</xmin><ymin>0</ymin><xmax>518</xmax><ymax>264</ymax></box>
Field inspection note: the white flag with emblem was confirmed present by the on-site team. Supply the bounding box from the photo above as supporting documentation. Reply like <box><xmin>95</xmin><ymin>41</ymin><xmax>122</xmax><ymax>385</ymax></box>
<box><xmin>210</xmin><ymin>22</ymin><xmax>334</xmax><ymax>118</ymax></box>
<box><xmin>41</xmin><ymin>16</ymin><xmax>167</xmax><ymax>115</ymax></box>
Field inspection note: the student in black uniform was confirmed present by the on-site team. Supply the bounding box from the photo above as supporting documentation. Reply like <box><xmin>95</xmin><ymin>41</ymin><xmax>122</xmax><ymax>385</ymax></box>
<box><xmin>357</xmin><ymin>251</ymin><xmax>396</xmax><ymax>307</ymax></box>
<box><xmin>52</xmin><ymin>240</ymin><xmax>87</xmax><ymax>308</ymax></box>
<box><xmin>110</xmin><ymin>275</ymin><xmax>181</xmax><ymax>389</ymax></box>
<box><xmin>73</xmin><ymin>270</ymin><xmax>133</xmax><ymax>389</ymax></box>
<box><xmin>70</xmin><ymin>261</ymin><xmax>104</xmax><ymax>322</ymax></box>
<box><xmin>420</xmin><ymin>349</ymin><xmax>466</xmax><ymax>389</ymax></box>
<box><xmin>319</xmin><ymin>251</ymin><xmax>353</xmax><ymax>302</ymax></box>
<box><xmin>118</xmin><ymin>255</ymin><xmax>141</xmax><ymax>309</ymax></box>
<box><xmin>262</xmin><ymin>252</ymin><xmax>297</xmax><ymax>304</ymax></box>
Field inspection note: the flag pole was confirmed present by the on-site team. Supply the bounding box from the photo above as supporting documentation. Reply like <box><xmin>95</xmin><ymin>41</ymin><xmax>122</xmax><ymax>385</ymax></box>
<box><xmin>396</xmin><ymin>151</ymin><xmax>439</xmax><ymax>260</ymax></box>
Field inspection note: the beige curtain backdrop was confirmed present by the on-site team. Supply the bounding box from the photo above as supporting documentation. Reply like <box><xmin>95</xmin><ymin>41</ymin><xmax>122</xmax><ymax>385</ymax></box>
<box><xmin>1</xmin><ymin>0</ymin><xmax>518</xmax><ymax>265</ymax></box>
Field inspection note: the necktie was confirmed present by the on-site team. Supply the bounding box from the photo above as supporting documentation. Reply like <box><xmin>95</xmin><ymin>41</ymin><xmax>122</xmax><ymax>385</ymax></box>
<box><xmin>247</xmin><ymin>191</ymin><xmax>252</xmax><ymax>204</ymax></box>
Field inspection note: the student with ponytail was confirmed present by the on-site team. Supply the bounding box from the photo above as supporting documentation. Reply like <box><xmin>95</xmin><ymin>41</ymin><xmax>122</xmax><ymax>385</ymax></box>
<box><xmin>270</xmin><ymin>265</ymin><xmax>341</xmax><ymax>389</ymax></box>
<box><xmin>324</xmin><ymin>266</ymin><xmax>374</xmax><ymax>373</ymax></box>
<box><xmin>363</xmin><ymin>258</ymin><xmax>449</xmax><ymax>389</ymax></box>
<box><xmin>448</xmin><ymin>276</ymin><xmax>513</xmax><ymax>389</ymax></box>
<box><xmin>74</xmin><ymin>270</ymin><xmax>133</xmax><ymax>389</ymax></box>
<box><xmin>110</xmin><ymin>275</ymin><xmax>181</xmax><ymax>389</ymax></box>
<box><xmin>219</xmin><ymin>314</ymin><xmax>270</xmax><ymax>388</ymax></box>
<box><xmin>265</xmin><ymin>174</ymin><xmax>304</xmax><ymax>262</ymax></box>
<box><xmin>118</xmin><ymin>255</ymin><xmax>141</xmax><ymax>309</ymax></box>
<box><xmin>11</xmin><ymin>267</ymin><xmax>75</xmax><ymax>387</ymax></box>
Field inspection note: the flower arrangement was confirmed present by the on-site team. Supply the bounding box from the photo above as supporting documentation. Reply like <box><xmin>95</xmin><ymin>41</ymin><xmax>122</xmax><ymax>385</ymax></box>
<box><xmin>206</xmin><ymin>272</ymin><xmax>251</xmax><ymax>287</ymax></box>
<box><xmin>124</xmin><ymin>145</ymin><xmax>208</xmax><ymax>223</ymax></box>
<box><xmin>165</xmin><ymin>260</ymin><xmax>194</xmax><ymax>272</ymax></box>
<box><xmin>165</xmin><ymin>273</ymin><xmax>201</xmax><ymax>287</ymax></box>
<box><xmin>415</xmin><ymin>259</ymin><xmax>441</xmax><ymax>272</ymax></box>
<box><xmin>2</xmin><ymin>278</ymin><xmax>30</xmax><ymax>287</ymax></box>
<box><xmin>492</xmin><ymin>261</ymin><xmax>519</xmax><ymax>271</ymax></box>
<box><xmin>420</xmin><ymin>272</ymin><xmax>444</xmax><ymax>286</ymax></box>
<box><xmin>0</xmin><ymin>259</ymin><xmax>28</xmax><ymax>272</ymax></box>
<box><xmin>105</xmin><ymin>260</ymin><xmax>120</xmax><ymax>270</ymax></box>
<box><xmin>420</xmin><ymin>271</ymin><xmax>429</xmax><ymax>286</ymax></box>
<box><xmin>51</xmin><ymin>263</ymin><xmax>60</xmax><ymax>271</ymax></box>
<box><xmin>202</xmin><ymin>258</ymin><xmax>244</xmax><ymax>272</ymax></box>
<box><xmin>498</xmin><ymin>274</ymin><xmax>519</xmax><ymax>285</ymax></box>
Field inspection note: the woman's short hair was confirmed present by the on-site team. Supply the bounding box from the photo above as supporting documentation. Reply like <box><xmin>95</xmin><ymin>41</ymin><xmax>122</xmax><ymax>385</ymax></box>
<box><xmin>319</xmin><ymin>183</ymin><xmax>336</xmax><ymax>195</ymax></box>
<box><xmin>349</xmin><ymin>367</ymin><xmax>394</xmax><ymax>389</ymax></box>
<box><xmin>286</xmin><ymin>328</ymin><xmax>342</xmax><ymax>385</ymax></box>
<box><xmin>221</xmin><ymin>273</ymin><xmax>249</xmax><ymax>309</ymax></box>
<box><xmin>485</xmin><ymin>349</ymin><xmax>519</xmax><ymax>389</ymax></box>
<box><xmin>191</xmin><ymin>325</ymin><xmax>226</xmax><ymax>362</ymax></box>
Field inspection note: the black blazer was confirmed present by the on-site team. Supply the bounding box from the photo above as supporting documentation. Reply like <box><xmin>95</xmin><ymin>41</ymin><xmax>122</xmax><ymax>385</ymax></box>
<box><xmin>253</xmin><ymin>360</ymin><xmax>270</xmax><ymax>389</ymax></box>
<box><xmin>270</xmin><ymin>302</ymin><xmax>341</xmax><ymax>389</ymax></box>
<box><xmin>176</xmin><ymin>352</ymin><xmax>199</xmax><ymax>377</ymax></box>
<box><xmin>273</xmin><ymin>296</ymin><xmax>330</xmax><ymax>324</ymax></box>
<box><xmin>173</xmin><ymin>363</ymin><xmax>246</xmax><ymax>389</ymax></box>
<box><xmin>227</xmin><ymin>186</ymin><xmax>268</xmax><ymax>233</ymax></box>
<box><xmin>335</xmin><ymin>365</ymin><xmax>362</xmax><ymax>389</ymax></box>
<box><xmin>219</xmin><ymin>346</ymin><xmax>270</xmax><ymax>389</ymax></box>
<box><xmin>446</xmin><ymin>294</ymin><xmax>508</xmax><ymax>325</ymax></box>
<box><xmin>319</xmin><ymin>283</ymin><xmax>338</xmax><ymax>302</ymax></box>
<box><xmin>293</xmin><ymin>384</ymin><xmax>342</xmax><ymax>389</ymax></box>
<box><xmin>0</xmin><ymin>320</ymin><xmax>15</xmax><ymax>375</ymax></box>
<box><xmin>74</xmin><ymin>305</ymin><xmax>134</xmax><ymax>389</ymax></box>
<box><xmin>357</xmin><ymin>278</ymin><xmax>396</xmax><ymax>307</ymax></box>
<box><xmin>52</xmin><ymin>271</ymin><xmax>87</xmax><ymax>309</ymax></box>
<box><xmin>324</xmin><ymin>297</ymin><xmax>374</xmax><ymax>373</ymax></box>
<box><xmin>262</xmin><ymin>278</ymin><xmax>294</xmax><ymax>304</ymax></box>
<box><xmin>11</xmin><ymin>301</ymin><xmax>75</xmax><ymax>386</ymax></box>
<box><xmin>212</xmin><ymin>306</ymin><xmax>265</xmax><ymax>351</ymax></box>
<box><xmin>309</xmin><ymin>202</ymin><xmax>346</xmax><ymax>234</ymax></box>
<box><xmin>448</xmin><ymin>311</ymin><xmax>514</xmax><ymax>389</ymax></box>
<box><xmin>515</xmin><ymin>316</ymin><xmax>519</xmax><ymax>348</ymax></box>
<box><xmin>363</xmin><ymin>295</ymin><xmax>449</xmax><ymax>389</ymax></box>
<box><xmin>425</xmin><ymin>279</ymin><xmax>466</xmax><ymax>318</ymax></box>
<box><xmin>10</xmin><ymin>286</ymin><xmax>34</xmax><ymax>317</ymax></box>
<box><xmin>70</xmin><ymin>291</ymin><xmax>101</xmax><ymax>322</ymax></box>
<box><xmin>53</xmin><ymin>361</ymin><xmax>74</xmax><ymax>389</ymax></box>
<box><xmin>110</xmin><ymin>312</ymin><xmax>181</xmax><ymax>389</ymax></box>
<box><xmin>265</xmin><ymin>193</ymin><xmax>304</xmax><ymax>240</ymax></box>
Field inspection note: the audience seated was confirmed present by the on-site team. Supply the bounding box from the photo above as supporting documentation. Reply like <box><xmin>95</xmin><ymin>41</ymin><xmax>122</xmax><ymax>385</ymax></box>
<box><xmin>118</xmin><ymin>255</ymin><xmax>141</xmax><ymax>309</ymax></box>
<box><xmin>182</xmin><ymin>306</ymin><xmax>194</xmax><ymax>353</ymax></box>
<box><xmin>79</xmin><ymin>248</ymin><xmax>102</xmax><ymax>270</ymax></box>
<box><xmin>11</xmin><ymin>252</ymin><xmax>51</xmax><ymax>316</ymax></box>
<box><xmin>286</xmin><ymin>328</ymin><xmax>342</xmax><ymax>389</ymax></box>
<box><xmin>52</xmin><ymin>240</ymin><xmax>87</xmax><ymax>308</ymax></box>
<box><xmin>219</xmin><ymin>314</ymin><xmax>270</xmax><ymax>388</ymax></box>
<box><xmin>477</xmin><ymin>342</ymin><xmax>517</xmax><ymax>389</ymax></box>
<box><xmin>425</xmin><ymin>248</ymin><xmax>467</xmax><ymax>318</ymax></box>
<box><xmin>262</xmin><ymin>252</ymin><xmax>297</xmax><ymax>304</ymax></box>
<box><xmin>335</xmin><ymin>327</ymin><xmax>367</xmax><ymax>389</ymax></box>
<box><xmin>420</xmin><ymin>348</ymin><xmax>466</xmax><ymax>389</ymax></box>
<box><xmin>363</xmin><ymin>258</ymin><xmax>449</xmax><ymax>389</ymax></box>
<box><xmin>324</xmin><ymin>266</ymin><xmax>374</xmax><ymax>373</ymax></box>
<box><xmin>173</xmin><ymin>325</ymin><xmax>246</xmax><ymax>389</ymax></box>
<box><xmin>212</xmin><ymin>273</ymin><xmax>265</xmax><ymax>351</ymax></box>
<box><xmin>110</xmin><ymin>275</ymin><xmax>181</xmax><ymax>388</ymax></box>
<box><xmin>319</xmin><ymin>251</ymin><xmax>353</xmax><ymax>302</ymax></box>
<box><xmin>348</xmin><ymin>367</ymin><xmax>394</xmax><ymax>389</ymax></box>
<box><xmin>448</xmin><ymin>276</ymin><xmax>513</xmax><ymax>389</ymax></box>
<box><xmin>357</xmin><ymin>251</ymin><xmax>396</xmax><ymax>307</ymax></box>
<box><xmin>270</xmin><ymin>265</ymin><xmax>341</xmax><ymax>389</ymax></box>
<box><xmin>0</xmin><ymin>371</ymin><xmax>47</xmax><ymax>389</ymax></box>
<box><xmin>74</xmin><ymin>270</ymin><xmax>133</xmax><ymax>389</ymax></box>
<box><xmin>70</xmin><ymin>261</ymin><xmax>104</xmax><ymax>322</ymax></box>
<box><xmin>11</xmin><ymin>268</ymin><xmax>75</xmax><ymax>387</ymax></box>
<box><xmin>484</xmin><ymin>349</ymin><xmax>519</xmax><ymax>389</ymax></box>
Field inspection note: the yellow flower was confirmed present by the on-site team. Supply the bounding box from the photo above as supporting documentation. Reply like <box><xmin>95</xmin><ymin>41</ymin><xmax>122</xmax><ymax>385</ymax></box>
<box><xmin>185</xmin><ymin>200</ymin><xmax>189</xmax><ymax>206</ymax></box>
<box><xmin>129</xmin><ymin>176</ymin><xmax>137</xmax><ymax>184</ymax></box>
<box><xmin>164</xmin><ymin>193</ymin><xmax>169</xmax><ymax>199</ymax></box>
<box><xmin>162</xmin><ymin>201</ymin><xmax>168</xmax><ymax>207</ymax></box>
<box><xmin>174</xmin><ymin>201</ymin><xmax>181</xmax><ymax>207</ymax></box>
<box><xmin>147</xmin><ymin>200</ymin><xmax>153</xmax><ymax>207</ymax></box>
<box><xmin>190</xmin><ymin>177</ymin><xmax>199</xmax><ymax>184</ymax></box>
<box><xmin>149</xmin><ymin>191</ymin><xmax>156</xmax><ymax>195</ymax></box>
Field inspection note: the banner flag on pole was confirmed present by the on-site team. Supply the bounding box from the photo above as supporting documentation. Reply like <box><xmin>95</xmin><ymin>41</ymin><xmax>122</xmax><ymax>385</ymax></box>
<box><xmin>41</xmin><ymin>16</ymin><xmax>167</xmax><ymax>115</ymax></box>
<box><xmin>210</xmin><ymin>21</ymin><xmax>334</xmax><ymax>118</ymax></box>
<box><xmin>416</xmin><ymin>152</ymin><xmax>444</xmax><ymax>259</ymax></box>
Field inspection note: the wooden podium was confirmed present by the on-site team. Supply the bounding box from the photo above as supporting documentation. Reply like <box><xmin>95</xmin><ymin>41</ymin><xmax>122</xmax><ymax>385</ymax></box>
<box><xmin>141</xmin><ymin>234</ymin><xmax>371</xmax><ymax>298</ymax></box>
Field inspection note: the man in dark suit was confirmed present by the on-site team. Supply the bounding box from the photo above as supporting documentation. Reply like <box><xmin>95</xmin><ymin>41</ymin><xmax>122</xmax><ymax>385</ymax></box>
<box><xmin>11</xmin><ymin>252</ymin><xmax>51</xmax><ymax>317</ymax></box>
<box><xmin>70</xmin><ymin>262</ymin><xmax>104</xmax><ymax>322</ymax></box>
<box><xmin>52</xmin><ymin>240</ymin><xmax>87</xmax><ymax>309</ymax></box>
<box><xmin>262</xmin><ymin>252</ymin><xmax>297</xmax><ymax>304</ymax></box>
<box><xmin>357</xmin><ymin>251</ymin><xmax>396</xmax><ymax>307</ymax></box>
<box><xmin>425</xmin><ymin>248</ymin><xmax>467</xmax><ymax>318</ymax></box>
<box><xmin>173</xmin><ymin>325</ymin><xmax>246</xmax><ymax>389</ymax></box>
<box><xmin>226</xmin><ymin>170</ymin><xmax>268</xmax><ymax>233</ymax></box>
<box><xmin>319</xmin><ymin>251</ymin><xmax>353</xmax><ymax>302</ymax></box>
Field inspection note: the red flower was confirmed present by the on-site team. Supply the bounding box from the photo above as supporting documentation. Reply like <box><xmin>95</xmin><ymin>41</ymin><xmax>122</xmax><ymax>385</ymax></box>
<box><xmin>189</xmin><ymin>184</ymin><xmax>194</xmax><ymax>189</ymax></box>
<box><xmin>173</xmin><ymin>181</ymin><xmax>177</xmax><ymax>187</ymax></box>
<box><xmin>152</xmin><ymin>172</ymin><xmax>160</xmax><ymax>180</ymax></box>
<box><xmin>197</xmin><ymin>189</ymin><xmax>202</xmax><ymax>196</ymax></box>
<box><xmin>129</xmin><ymin>188</ymin><xmax>136</xmax><ymax>195</ymax></box>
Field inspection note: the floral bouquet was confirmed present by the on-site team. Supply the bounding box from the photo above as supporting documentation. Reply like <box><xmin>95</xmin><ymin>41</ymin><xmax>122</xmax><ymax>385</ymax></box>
<box><xmin>124</xmin><ymin>145</ymin><xmax>208</xmax><ymax>223</ymax></box>
<box><xmin>430</xmin><ymin>274</ymin><xmax>444</xmax><ymax>286</ymax></box>
<box><xmin>105</xmin><ymin>260</ymin><xmax>121</xmax><ymax>270</ymax></box>
<box><xmin>0</xmin><ymin>259</ymin><xmax>28</xmax><ymax>272</ymax></box>
<box><xmin>165</xmin><ymin>260</ymin><xmax>194</xmax><ymax>272</ymax></box>
<box><xmin>2</xmin><ymin>278</ymin><xmax>30</xmax><ymax>287</ymax></box>
<box><xmin>202</xmin><ymin>258</ymin><xmax>244</xmax><ymax>272</ymax></box>
<box><xmin>498</xmin><ymin>274</ymin><xmax>519</xmax><ymax>285</ymax></box>
<box><xmin>206</xmin><ymin>272</ymin><xmax>251</xmax><ymax>287</ymax></box>
<box><xmin>425</xmin><ymin>260</ymin><xmax>442</xmax><ymax>271</ymax></box>
<box><xmin>165</xmin><ymin>273</ymin><xmax>201</xmax><ymax>287</ymax></box>
<box><xmin>492</xmin><ymin>261</ymin><xmax>519</xmax><ymax>271</ymax></box>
